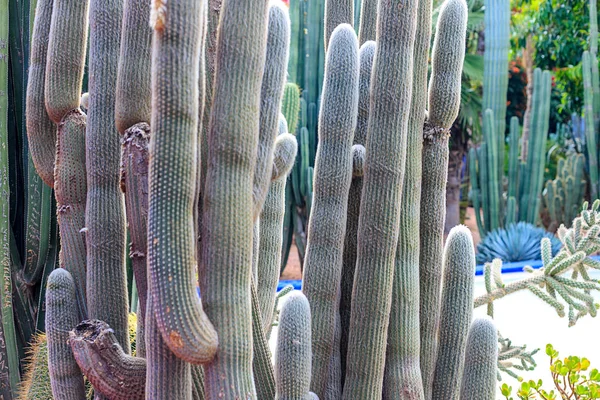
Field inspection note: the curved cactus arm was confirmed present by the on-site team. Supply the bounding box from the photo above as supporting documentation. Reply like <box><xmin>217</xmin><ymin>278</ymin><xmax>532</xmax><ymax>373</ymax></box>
<box><xmin>459</xmin><ymin>318</ymin><xmax>498</xmax><ymax>400</ymax></box>
<box><xmin>253</xmin><ymin>2</ymin><xmax>290</xmax><ymax>219</ymax></box>
<box><xmin>275</xmin><ymin>291</ymin><xmax>314</xmax><ymax>400</ymax></box>
<box><xmin>418</xmin><ymin>0</ymin><xmax>467</xmax><ymax>396</ymax></box>
<box><xmin>86</xmin><ymin>0</ymin><xmax>130</xmax><ymax>352</ymax></box>
<box><xmin>324</xmin><ymin>0</ymin><xmax>353</xmax><ymax>52</ymax></box>
<box><xmin>339</xmin><ymin>42</ymin><xmax>374</xmax><ymax>382</ymax></box>
<box><xmin>46</xmin><ymin>269</ymin><xmax>86</xmax><ymax>400</ymax></box>
<box><xmin>69</xmin><ymin>319</ymin><xmax>146</xmax><ymax>400</ymax></box>
<box><xmin>302</xmin><ymin>23</ymin><xmax>359</xmax><ymax>398</ymax></box>
<box><xmin>120</xmin><ymin>123</ymin><xmax>150</xmax><ymax>357</ymax></box>
<box><xmin>44</xmin><ymin>0</ymin><xmax>88</xmax><ymax>124</ymax></box>
<box><xmin>115</xmin><ymin>0</ymin><xmax>152</xmax><ymax>134</ymax></box>
<box><xmin>258</xmin><ymin>133</ymin><xmax>298</xmax><ymax>334</ymax></box>
<box><xmin>148</xmin><ymin>0</ymin><xmax>217</xmax><ymax>364</ymax></box>
<box><xmin>431</xmin><ymin>225</ymin><xmax>476</xmax><ymax>400</ymax></box>
<box><xmin>25</xmin><ymin>0</ymin><xmax>56</xmax><ymax>187</ymax></box>
<box><xmin>200</xmin><ymin>0</ymin><xmax>269</xmax><ymax>396</ymax></box>
<box><xmin>55</xmin><ymin>110</ymin><xmax>88</xmax><ymax>319</ymax></box>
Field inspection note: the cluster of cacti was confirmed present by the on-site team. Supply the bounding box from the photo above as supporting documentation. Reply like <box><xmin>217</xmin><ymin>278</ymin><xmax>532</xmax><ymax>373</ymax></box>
<box><xmin>543</xmin><ymin>153</ymin><xmax>586</xmax><ymax>231</ymax></box>
<box><xmin>4</xmin><ymin>0</ymin><xmax>567</xmax><ymax>398</ymax></box>
<box><xmin>470</xmin><ymin>0</ymin><xmax>554</xmax><ymax>236</ymax></box>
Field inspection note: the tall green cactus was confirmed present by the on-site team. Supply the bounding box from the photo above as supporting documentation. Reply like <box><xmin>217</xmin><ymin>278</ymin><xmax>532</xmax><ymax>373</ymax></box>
<box><xmin>86</xmin><ymin>0</ymin><xmax>129</xmax><ymax>352</ymax></box>
<box><xmin>343</xmin><ymin>0</ymin><xmax>418</xmax><ymax>396</ymax></box>
<box><xmin>584</xmin><ymin>51</ymin><xmax>599</xmax><ymax>200</ymax></box>
<box><xmin>302</xmin><ymin>23</ymin><xmax>359</xmax><ymax>398</ymax></box>
<box><xmin>45</xmin><ymin>269</ymin><xmax>86</xmax><ymax>400</ymax></box>
<box><xmin>200</xmin><ymin>0</ymin><xmax>269</xmax><ymax>396</ymax></box>
<box><xmin>275</xmin><ymin>292</ymin><xmax>315</xmax><ymax>400</ymax></box>
<box><xmin>148</xmin><ymin>0</ymin><xmax>217</xmax><ymax>365</ymax></box>
<box><xmin>431</xmin><ymin>225</ymin><xmax>475</xmax><ymax>400</ymax></box>
<box><xmin>543</xmin><ymin>153</ymin><xmax>586</xmax><ymax>230</ymax></box>
<box><xmin>459</xmin><ymin>318</ymin><xmax>498</xmax><ymax>400</ymax></box>
<box><xmin>418</xmin><ymin>0</ymin><xmax>467</xmax><ymax>396</ymax></box>
<box><xmin>339</xmin><ymin>39</ymin><xmax>374</xmax><ymax>382</ymax></box>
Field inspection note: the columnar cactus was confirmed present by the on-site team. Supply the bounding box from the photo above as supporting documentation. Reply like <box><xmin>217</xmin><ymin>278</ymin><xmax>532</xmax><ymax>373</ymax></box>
<box><xmin>324</xmin><ymin>0</ymin><xmax>353</xmax><ymax>52</ymax></box>
<box><xmin>26</xmin><ymin>0</ymin><xmax>57</xmax><ymax>187</ymax></box>
<box><xmin>54</xmin><ymin>110</ymin><xmax>88</xmax><ymax>318</ymax></box>
<box><xmin>200</xmin><ymin>0</ymin><xmax>269</xmax><ymax>396</ymax></box>
<box><xmin>343</xmin><ymin>0</ymin><xmax>419</xmax><ymax>396</ymax></box>
<box><xmin>459</xmin><ymin>318</ymin><xmax>498</xmax><ymax>400</ymax></box>
<box><xmin>253</xmin><ymin>2</ymin><xmax>291</xmax><ymax>219</ymax></box>
<box><xmin>148</xmin><ymin>0</ymin><xmax>217</xmax><ymax>365</ymax></box>
<box><xmin>431</xmin><ymin>225</ymin><xmax>476</xmax><ymax>400</ymax></box>
<box><xmin>275</xmin><ymin>292</ymin><xmax>315</xmax><ymax>400</ymax></box>
<box><xmin>339</xmin><ymin>40</ymin><xmax>374</xmax><ymax>382</ymax></box>
<box><xmin>86</xmin><ymin>0</ymin><xmax>130</xmax><ymax>351</ymax></box>
<box><xmin>258</xmin><ymin>132</ymin><xmax>298</xmax><ymax>333</ymax></box>
<box><xmin>44</xmin><ymin>0</ymin><xmax>89</xmax><ymax>125</ymax></box>
<box><xmin>584</xmin><ymin>51</ymin><xmax>598</xmax><ymax>200</ymax></box>
<box><xmin>357</xmin><ymin>0</ymin><xmax>376</xmax><ymax>44</ymax></box>
<box><xmin>419</xmin><ymin>1</ymin><xmax>468</xmax><ymax>396</ymax></box>
<box><xmin>45</xmin><ymin>269</ymin><xmax>86</xmax><ymax>400</ymax></box>
<box><xmin>301</xmin><ymin>23</ymin><xmax>359</xmax><ymax>398</ymax></box>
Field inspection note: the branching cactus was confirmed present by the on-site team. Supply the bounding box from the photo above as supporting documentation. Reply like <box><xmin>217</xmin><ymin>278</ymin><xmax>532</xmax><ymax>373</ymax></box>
<box><xmin>26</xmin><ymin>0</ymin><xmax>57</xmax><ymax>187</ymax></box>
<box><xmin>301</xmin><ymin>23</ymin><xmax>359</xmax><ymax>398</ymax></box>
<box><xmin>45</xmin><ymin>269</ymin><xmax>86</xmax><ymax>400</ymax></box>
<box><xmin>459</xmin><ymin>318</ymin><xmax>498</xmax><ymax>400</ymax></box>
<box><xmin>275</xmin><ymin>292</ymin><xmax>317</xmax><ymax>400</ymax></box>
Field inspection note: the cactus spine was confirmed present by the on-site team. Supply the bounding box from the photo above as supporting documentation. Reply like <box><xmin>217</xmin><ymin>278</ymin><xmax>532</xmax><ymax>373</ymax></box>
<box><xmin>275</xmin><ymin>292</ymin><xmax>315</xmax><ymax>400</ymax></box>
<box><xmin>200</xmin><ymin>0</ymin><xmax>269</xmax><ymax>396</ymax></box>
<box><xmin>339</xmin><ymin>40</ymin><xmax>374</xmax><ymax>382</ymax></box>
<box><xmin>86</xmin><ymin>0</ymin><xmax>129</xmax><ymax>351</ymax></box>
<box><xmin>45</xmin><ymin>269</ymin><xmax>86</xmax><ymax>400</ymax></box>
<box><xmin>431</xmin><ymin>225</ymin><xmax>475</xmax><ymax>400</ymax></box>
<box><xmin>343</xmin><ymin>0</ymin><xmax>419</xmax><ymax>395</ymax></box>
<box><xmin>25</xmin><ymin>0</ymin><xmax>56</xmax><ymax>187</ymax></box>
<box><xmin>459</xmin><ymin>318</ymin><xmax>498</xmax><ymax>400</ymax></box>
<box><xmin>148</xmin><ymin>0</ymin><xmax>217</xmax><ymax>365</ymax></box>
<box><xmin>301</xmin><ymin>23</ymin><xmax>359</xmax><ymax>398</ymax></box>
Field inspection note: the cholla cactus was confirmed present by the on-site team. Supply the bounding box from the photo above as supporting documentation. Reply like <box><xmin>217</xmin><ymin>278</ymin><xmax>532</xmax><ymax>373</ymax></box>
<box><xmin>475</xmin><ymin>200</ymin><xmax>600</xmax><ymax>327</ymax></box>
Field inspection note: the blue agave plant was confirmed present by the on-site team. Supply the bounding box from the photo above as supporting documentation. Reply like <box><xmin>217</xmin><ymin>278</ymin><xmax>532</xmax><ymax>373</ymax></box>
<box><xmin>476</xmin><ymin>222</ymin><xmax>561</xmax><ymax>264</ymax></box>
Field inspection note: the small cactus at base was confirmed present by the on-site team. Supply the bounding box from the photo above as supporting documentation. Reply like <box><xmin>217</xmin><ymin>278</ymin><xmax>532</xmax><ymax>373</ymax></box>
<box><xmin>459</xmin><ymin>318</ymin><xmax>498</xmax><ymax>400</ymax></box>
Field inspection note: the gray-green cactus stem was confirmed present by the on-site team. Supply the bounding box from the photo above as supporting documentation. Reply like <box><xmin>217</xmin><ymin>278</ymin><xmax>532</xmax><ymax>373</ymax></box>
<box><xmin>46</xmin><ymin>269</ymin><xmax>86</xmax><ymax>400</ymax></box>
<box><xmin>26</xmin><ymin>0</ymin><xmax>56</xmax><ymax>187</ymax></box>
<box><xmin>148</xmin><ymin>0</ymin><xmax>217</xmax><ymax>364</ymax></box>
<box><xmin>459</xmin><ymin>318</ymin><xmax>498</xmax><ymax>400</ymax></box>
<box><xmin>200</xmin><ymin>0</ymin><xmax>269</xmax><ymax>396</ymax></box>
<box><xmin>302</xmin><ymin>23</ymin><xmax>359</xmax><ymax>398</ymax></box>
<box><xmin>342</xmin><ymin>0</ymin><xmax>419</xmax><ymax>395</ymax></box>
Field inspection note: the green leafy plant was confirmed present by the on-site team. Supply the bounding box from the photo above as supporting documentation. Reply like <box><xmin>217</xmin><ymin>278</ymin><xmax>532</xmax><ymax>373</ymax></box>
<box><xmin>500</xmin><ymin>344</ymin><xmax>600</xmax><ymax>399</ymax></box>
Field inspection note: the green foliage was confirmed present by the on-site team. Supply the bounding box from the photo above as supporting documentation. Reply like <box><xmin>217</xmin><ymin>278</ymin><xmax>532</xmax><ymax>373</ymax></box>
<box><xmin>501</xmin><ymin>345</ymin><xmax>600</xmax><ymax>399</ymax></box>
